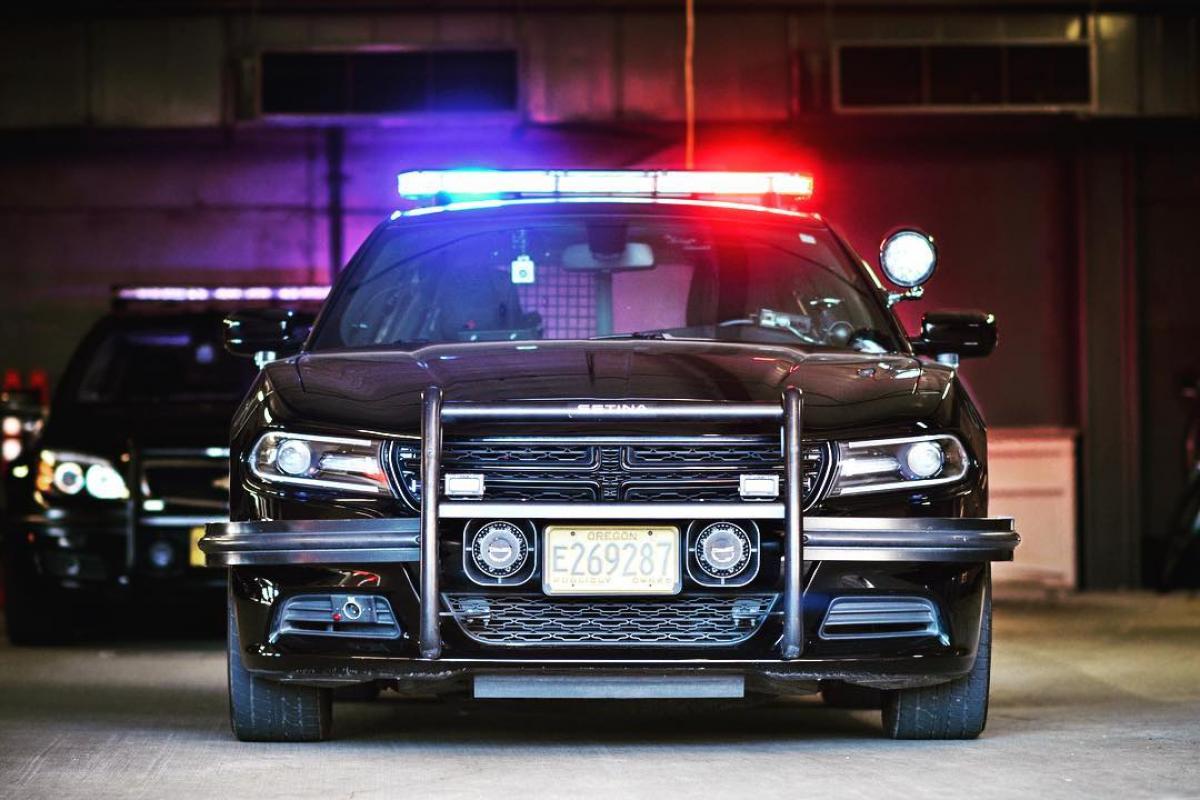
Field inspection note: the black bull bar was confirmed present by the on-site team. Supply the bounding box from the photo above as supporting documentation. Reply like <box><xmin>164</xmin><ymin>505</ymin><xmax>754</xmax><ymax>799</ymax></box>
<box><xmin>202</xmin><ymin>388</ymin><xmax>1019</xmax><ymax>662</ymax></box>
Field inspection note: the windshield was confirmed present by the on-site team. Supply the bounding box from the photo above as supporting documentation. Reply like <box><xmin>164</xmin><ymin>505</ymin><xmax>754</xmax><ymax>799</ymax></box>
<box><xmin>73</xmin><ymin>320</ymin><xmax>257</xmax><ymax>404</ymax></box>
<box><xmin>313</xmin><ymin>211</ymin><xmax>899</xmax><ymax>353</ymax></box>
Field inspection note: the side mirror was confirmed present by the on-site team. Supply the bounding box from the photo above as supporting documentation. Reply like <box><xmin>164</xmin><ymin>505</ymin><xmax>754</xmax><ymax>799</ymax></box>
<box><xmin>911</xmin><ymin>311</ymin><xmax>997</xmax><ymax>364</ymax></box>
<box><xmin>223</xmin><ymin>309</ymin><xmax>311</xmax><ymax>363</ymax></box>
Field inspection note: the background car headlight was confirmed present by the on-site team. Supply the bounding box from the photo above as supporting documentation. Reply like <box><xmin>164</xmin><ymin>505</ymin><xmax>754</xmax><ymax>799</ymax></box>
<box><xmin>829</xmin><ymin>434</ymin><xmax>967</xmax><ymax>496</ymax></box>
<box><xmin>250</xmin><ymin>432</ymin><xmax>390</xmax><ymax>495</ymax></box>
<box><xmin>37</xmin><ymin>450</ymin><xmax>130</xmax><ymax>501</ymax></box>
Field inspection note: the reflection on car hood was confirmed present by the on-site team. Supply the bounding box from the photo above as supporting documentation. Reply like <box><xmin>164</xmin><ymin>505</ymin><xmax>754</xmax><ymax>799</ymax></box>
<box><xmin>265</xmin><ymin>340</ymin><xmax>956</xmax><ymax>435</ymax></box>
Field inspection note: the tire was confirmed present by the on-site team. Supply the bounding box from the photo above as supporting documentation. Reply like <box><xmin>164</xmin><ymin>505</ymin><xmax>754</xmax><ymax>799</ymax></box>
<box><xmin>820</xmin><ymin>682</ymin><xmax>883</xmax><ymax>710</ymax></box>
<box><xmin>881</xmin><ymin>584</ymin><xmax>992</xmax><ymax>740</ymax></box>
<box><xmin>227</xmin><ymin>584</ymin><xmax>332</xmax><ymax>742</ymax></box>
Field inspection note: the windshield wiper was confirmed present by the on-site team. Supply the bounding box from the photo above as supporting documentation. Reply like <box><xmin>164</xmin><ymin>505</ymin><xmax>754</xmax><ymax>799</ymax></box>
<box><xmin>590</xmin><ymin>331</ymin><xmax>671</xmax><ymax>340</ymax></box>
<box><xmin>718</xmin><ymin>309</ymin><xmax>822</xmax><ymax>345</ymax></box>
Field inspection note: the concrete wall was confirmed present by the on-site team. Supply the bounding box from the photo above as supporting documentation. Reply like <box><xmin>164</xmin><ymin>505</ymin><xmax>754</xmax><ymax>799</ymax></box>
<box><xmin>0</xmin><ymin>125</ymin><xmax>1078</xmax><ymax>433</ymax></box>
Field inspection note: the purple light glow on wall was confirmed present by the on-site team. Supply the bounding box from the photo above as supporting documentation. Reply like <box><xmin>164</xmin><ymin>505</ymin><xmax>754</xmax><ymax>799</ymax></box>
<box><xmin>115</xmin><ymin>286</ymin><xmax>330</xmax><ymax>302</ymax></box>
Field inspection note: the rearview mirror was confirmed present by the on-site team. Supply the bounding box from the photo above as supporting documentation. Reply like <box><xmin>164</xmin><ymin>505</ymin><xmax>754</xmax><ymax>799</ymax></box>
<box><xmin>562</xmin><ymin>242</ymin><xmax>655</xmax><ymax>271</ymax></box>
<box><xmin>223</xmin><ymin>309</ymin><xmax>311</xmax><ymax>363</ymax></box>
<box><xmin>910</xmin><ymin>311</ymin><xmax>997</xmax><ymax>363</ymax></box>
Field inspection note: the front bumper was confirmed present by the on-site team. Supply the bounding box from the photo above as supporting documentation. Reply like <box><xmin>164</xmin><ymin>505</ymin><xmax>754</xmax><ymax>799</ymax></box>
<box><xmin>209</xmin><ymin>393</ymin><xmax>1016</xmax><ymax>692</ymax></box>
<box><xmin>201</xmin><ymin>515</ymin><xmax>1018</xmax><ymax>567</ymax></box>
<box><xmin>9</xmin><ymin>510</ymin><xmax>226</xmax><ymax>593</ymax></box>
<box><xmin>205</xmin><ymin>514</ymin><xmax>1014</xmax><ymax>690</ymax></box>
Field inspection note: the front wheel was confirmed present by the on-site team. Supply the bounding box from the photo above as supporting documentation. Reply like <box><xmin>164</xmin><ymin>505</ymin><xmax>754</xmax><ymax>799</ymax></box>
<box><xmin>227</xmin><ymin>584</ymin><xmax>332</xmax><ymax>742</ymax></box>
<box><xmin>881</xmin><ymin>583</ymin><xmax>992</xmax><ymax>740</ymax></box>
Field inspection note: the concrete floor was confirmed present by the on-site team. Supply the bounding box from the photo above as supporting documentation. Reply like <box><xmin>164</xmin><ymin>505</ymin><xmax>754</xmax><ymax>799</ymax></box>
<box><xmin>0</xmin><ymin>593</ymin><xmax>1197</xmax><ymax>800</ymax></box>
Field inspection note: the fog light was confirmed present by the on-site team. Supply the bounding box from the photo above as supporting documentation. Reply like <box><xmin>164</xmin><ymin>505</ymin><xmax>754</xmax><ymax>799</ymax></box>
<box><xmin>341</xmin><ymin>598</ymin><xmax>363</xmax><ymax>621</ymax></box>
<box><xmin>445</xmin><ymin>473</ymin><xmax>486</xmax><ymax>498</ymax></box>
<box><xmin>275</xmin><ymin>439</ymin><xmax>313</xmax><ymax>476</ymax></box>
<box><xmin>148</xmin><ymin>541</ymin><xmax>175</xmax><ymax>569</ymax></box>
<box><xmin>695</xmin><ymin>522</ymin><xmax>752</xmax><ymax>579</ymax></box>
<box><xmin>738</xmin><ymin>474</ymin><xmax>779</xmax><ymax>500</ymax></box>
<box><xmin>903</xmin><ymin>441</ymin><xmax>945</xmax><ymax>479</ymax></box>
<box><xmin>470</xmin><ymin>521</ymin><xmax>529</xmax><ymax>578</ymax></box>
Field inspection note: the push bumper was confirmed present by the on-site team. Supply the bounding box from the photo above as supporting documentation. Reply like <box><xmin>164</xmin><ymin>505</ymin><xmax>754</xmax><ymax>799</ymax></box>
<box><xmin>200</xmin><ymin>515</ymin><xmax>1018</xmax><ymax>566</ymax></box>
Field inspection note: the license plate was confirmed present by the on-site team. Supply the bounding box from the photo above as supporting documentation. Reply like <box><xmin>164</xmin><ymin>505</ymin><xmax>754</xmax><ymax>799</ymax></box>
<box><xmin>542</xmin><ymin>526</ymin><xmax>681</xmax><ymax>596</ymax></box>
<box><xmin>188</xmin><ymin>526</ymin><xmax>208</xmax><ymax>568</ymax></box>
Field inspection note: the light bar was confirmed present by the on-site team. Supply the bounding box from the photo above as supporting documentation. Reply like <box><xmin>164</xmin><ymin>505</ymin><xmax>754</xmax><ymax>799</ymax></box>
<box><xmin>115</xmin><ymin>286</ymin><xmax>330</xmax><ymax>303</ymax></box>
<box><xmin>397</xmin><ymin>170</ymin><xmax>814</xmax><ymax>200</ymax></box>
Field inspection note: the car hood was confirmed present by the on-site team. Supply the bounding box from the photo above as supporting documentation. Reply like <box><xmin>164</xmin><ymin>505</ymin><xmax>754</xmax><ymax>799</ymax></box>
<box><xmin>42</xmin><ymin>401</ymin><xmax>238</xmax><ymax>455</ymax></box>
<box><xmin>264</xmin><ymin>341</ymin><xmax>956</xmax><ymax>436</ymax></box>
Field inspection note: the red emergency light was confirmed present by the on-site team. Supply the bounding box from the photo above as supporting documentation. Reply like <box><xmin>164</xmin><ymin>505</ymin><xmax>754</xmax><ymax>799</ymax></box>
<box><xmin>397</xmin><ymin>170</ymin><xmax>814</xmax><ymax>203</ymax></box>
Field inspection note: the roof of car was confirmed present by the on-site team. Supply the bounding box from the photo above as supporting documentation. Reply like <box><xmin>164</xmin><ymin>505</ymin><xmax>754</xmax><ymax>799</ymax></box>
<box><xmin>388</xmin><ymin>196</ymin><xmax>827</xmax><ymax>226</ymax></box>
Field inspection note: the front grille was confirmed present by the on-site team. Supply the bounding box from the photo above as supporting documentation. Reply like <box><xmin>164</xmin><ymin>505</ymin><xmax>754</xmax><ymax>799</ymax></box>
<box><xmin>140</xmin><ymin>450</ymin><xmax>229</xmax><ymax>512</ymax></box>
<box><xmin>397</xmin><ymin>438</ymin><xmax>831</xmax><ymax>507</ymax></box>
<box><xmin>819</xmin><ymin>596</ymin><xmax>942</xmax><ymax>640</ymax></box>
<box><xmin>444</xmin><ymin>593</ymin><xmax>777</xmax><ymax>646</ymax></box>
<box><xmin>273</xmin><ymin>594</ymin><xmax>402</xmax><ymax>642</ymax></box>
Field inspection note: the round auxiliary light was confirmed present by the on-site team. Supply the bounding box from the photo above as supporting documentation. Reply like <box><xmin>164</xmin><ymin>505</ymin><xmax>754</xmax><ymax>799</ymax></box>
<box><xmin>52</xmin><ymin>461</ymin><xmax>85</xmax><ymax>495</ymax></box>
<box><xmin>694</xmin><ymin>522</ymin><xmax>753</xmax><ymax>579</ymax></box>
<box><xmin>471</xmin><ymin>521</ymin><xmax>529</xmax><ymax>578</ymax></box>
<box><xmin>903</xmin><ymin>440</ymin><xmax>945</xmax><ymax>480</ymax></box>
<box><xmin>148</xmin><ymin>541</ymin><xmax>175</xmax><ymax>570</ymax></box>
<box><xmin>275</xmin><ymin>439</ymin><xmax>313</xmax><ymax>476</ymax></box>
<box><xmin>880</xmin><ymin>229</ymin><xmax>938</xmax><ymax>288</ymax></box>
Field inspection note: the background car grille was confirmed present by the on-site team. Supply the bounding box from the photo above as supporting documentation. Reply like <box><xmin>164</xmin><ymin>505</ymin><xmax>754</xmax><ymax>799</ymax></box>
<box><xmin>140</xmin><ymin>449</ymin><xmax>229</xmax><ymax>512</ymax></box>
<box><xmin>396</xmin><ymin>437</ymin><xmax>830</xmax><ymax>507</ymax></box>
<box><xmin>443</xmin><ymin>593</ymin><xmax>777</xmax><ymax>646</ymax></box>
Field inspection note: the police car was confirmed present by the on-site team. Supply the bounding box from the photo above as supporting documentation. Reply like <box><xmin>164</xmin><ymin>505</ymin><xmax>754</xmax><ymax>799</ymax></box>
<box><xmin>2</xmin><ymin>286</ymin><xmax>323</xmax><ymax>643</ymax></box>
<box><xmin>201</xmin><ymin>170</ymin><xmax>1017</xmax><ymax>741</ymax></box>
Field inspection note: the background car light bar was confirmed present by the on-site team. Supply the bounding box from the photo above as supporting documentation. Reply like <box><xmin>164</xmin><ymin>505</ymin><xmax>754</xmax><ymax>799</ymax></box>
<box><xmin>397</xmin><ymin>170</ymin><xmax>814</xmax><ymax>199</ymax></box>
<box><xmin>115</xmin><ymin>286</ymin><xmax>331</xmax><ymax>302</ymax></box>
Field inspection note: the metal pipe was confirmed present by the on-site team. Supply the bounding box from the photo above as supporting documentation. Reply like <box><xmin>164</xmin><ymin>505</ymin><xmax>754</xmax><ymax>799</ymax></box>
<box><xmin>125</xmin><ymin>438</ymin><xmax>139</xmax><ymax>573</ymax></box>
<box><xmin>441</xmin><ymin>401</ymin><xmax>782</xmax><ymax>423</ymax></box>
<box><xmin>419</xmin><ymin>386</ymin><xmax>443</xmax><ymax>659</ymax></box>
<box><xmin>440</xmin><ymin>501</ymin><xmax>785</xmax><ymax>520</ymax></box>
<box><xmin>325</xmin><ymin>127</ymin><xmax>345</xmax><ymax>278</ymax></box>
<box><xmin>781</xmin><ymin>386</ymin><xmax>804</xmax><ymax>659</ymax></box>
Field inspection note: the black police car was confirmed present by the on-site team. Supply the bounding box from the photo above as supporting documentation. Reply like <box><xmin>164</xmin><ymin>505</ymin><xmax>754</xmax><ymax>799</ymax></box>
<box><xmin>2</xmin><ymin>287</ymin><xmax>322</xmax><ymax>643</ymax></box>
<box><xmin>202</xmin><ymin>170</ymin><xmax>1018</xmax><ymax>741</ymax></box>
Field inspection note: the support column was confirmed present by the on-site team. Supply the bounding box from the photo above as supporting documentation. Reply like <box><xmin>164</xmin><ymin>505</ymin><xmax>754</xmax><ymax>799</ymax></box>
<box><xmin>1076</xmin><ymin>146</ymin><xmax>1141</xmax><ymax>588</ymax></box>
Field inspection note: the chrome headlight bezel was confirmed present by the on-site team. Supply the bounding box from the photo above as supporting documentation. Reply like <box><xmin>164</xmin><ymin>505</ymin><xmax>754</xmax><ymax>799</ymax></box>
<box><xmin>828</xmin><ymin>434</ymin><xmax>969</xmax><ymax>497</ymax></box>
<box><xmin>248</xmin><ymin>431</ymin><xmax>392</xmax><ymax>496</ymax></box>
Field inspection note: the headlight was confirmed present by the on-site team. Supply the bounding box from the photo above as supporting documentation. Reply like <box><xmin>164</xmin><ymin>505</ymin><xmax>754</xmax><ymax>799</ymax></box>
<box><xmin>828</xmin><ymin>434</ymin><xmax>967</xmax><ymax>497</ymax></box>
<box><xmin>36</xmin><ymin>450</ymin><xmax>130</xmax><ymax>501</ymax></box>
<box><xmin>249</xmin><ymin>432</ymin><xmax>390</xmax><ymax>495</ymax></box>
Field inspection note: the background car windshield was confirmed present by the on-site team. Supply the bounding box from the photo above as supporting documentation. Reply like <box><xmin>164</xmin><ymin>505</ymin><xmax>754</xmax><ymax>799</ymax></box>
<box><xmin>314</xmin><ymin>215</ymin><xmax>899</xmax><ymax>352</ymax></box>
<box><xmin>75</xmin><ymin>324</ymin><xmax>256</xmax><ymax>404</ymax></box>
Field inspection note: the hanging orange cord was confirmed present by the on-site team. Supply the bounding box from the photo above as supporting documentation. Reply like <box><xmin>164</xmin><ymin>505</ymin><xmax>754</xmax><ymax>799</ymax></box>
<box><xmin>684</xmin><ymin>0</ymin><xmax>696</xmax><ymax>168</ymax></box>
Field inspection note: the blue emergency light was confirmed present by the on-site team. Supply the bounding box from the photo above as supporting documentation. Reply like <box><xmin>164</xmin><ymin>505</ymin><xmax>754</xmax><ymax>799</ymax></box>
<box><xmin>396</xmin><ymin>169</ymin><xmax>814</xmax><ymax>202</ymax></box>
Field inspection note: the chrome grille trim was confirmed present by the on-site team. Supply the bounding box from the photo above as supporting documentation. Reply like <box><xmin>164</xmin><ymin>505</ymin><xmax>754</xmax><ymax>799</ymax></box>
<box><xmin>397</xmin><ymin>436</ymin><xmax>832</xmax><ymax>508</ymax></box>
<box><xmin>444</xmin><ymin>593</ymin><xmax>778</xmax><ymax>647</ymax></box>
